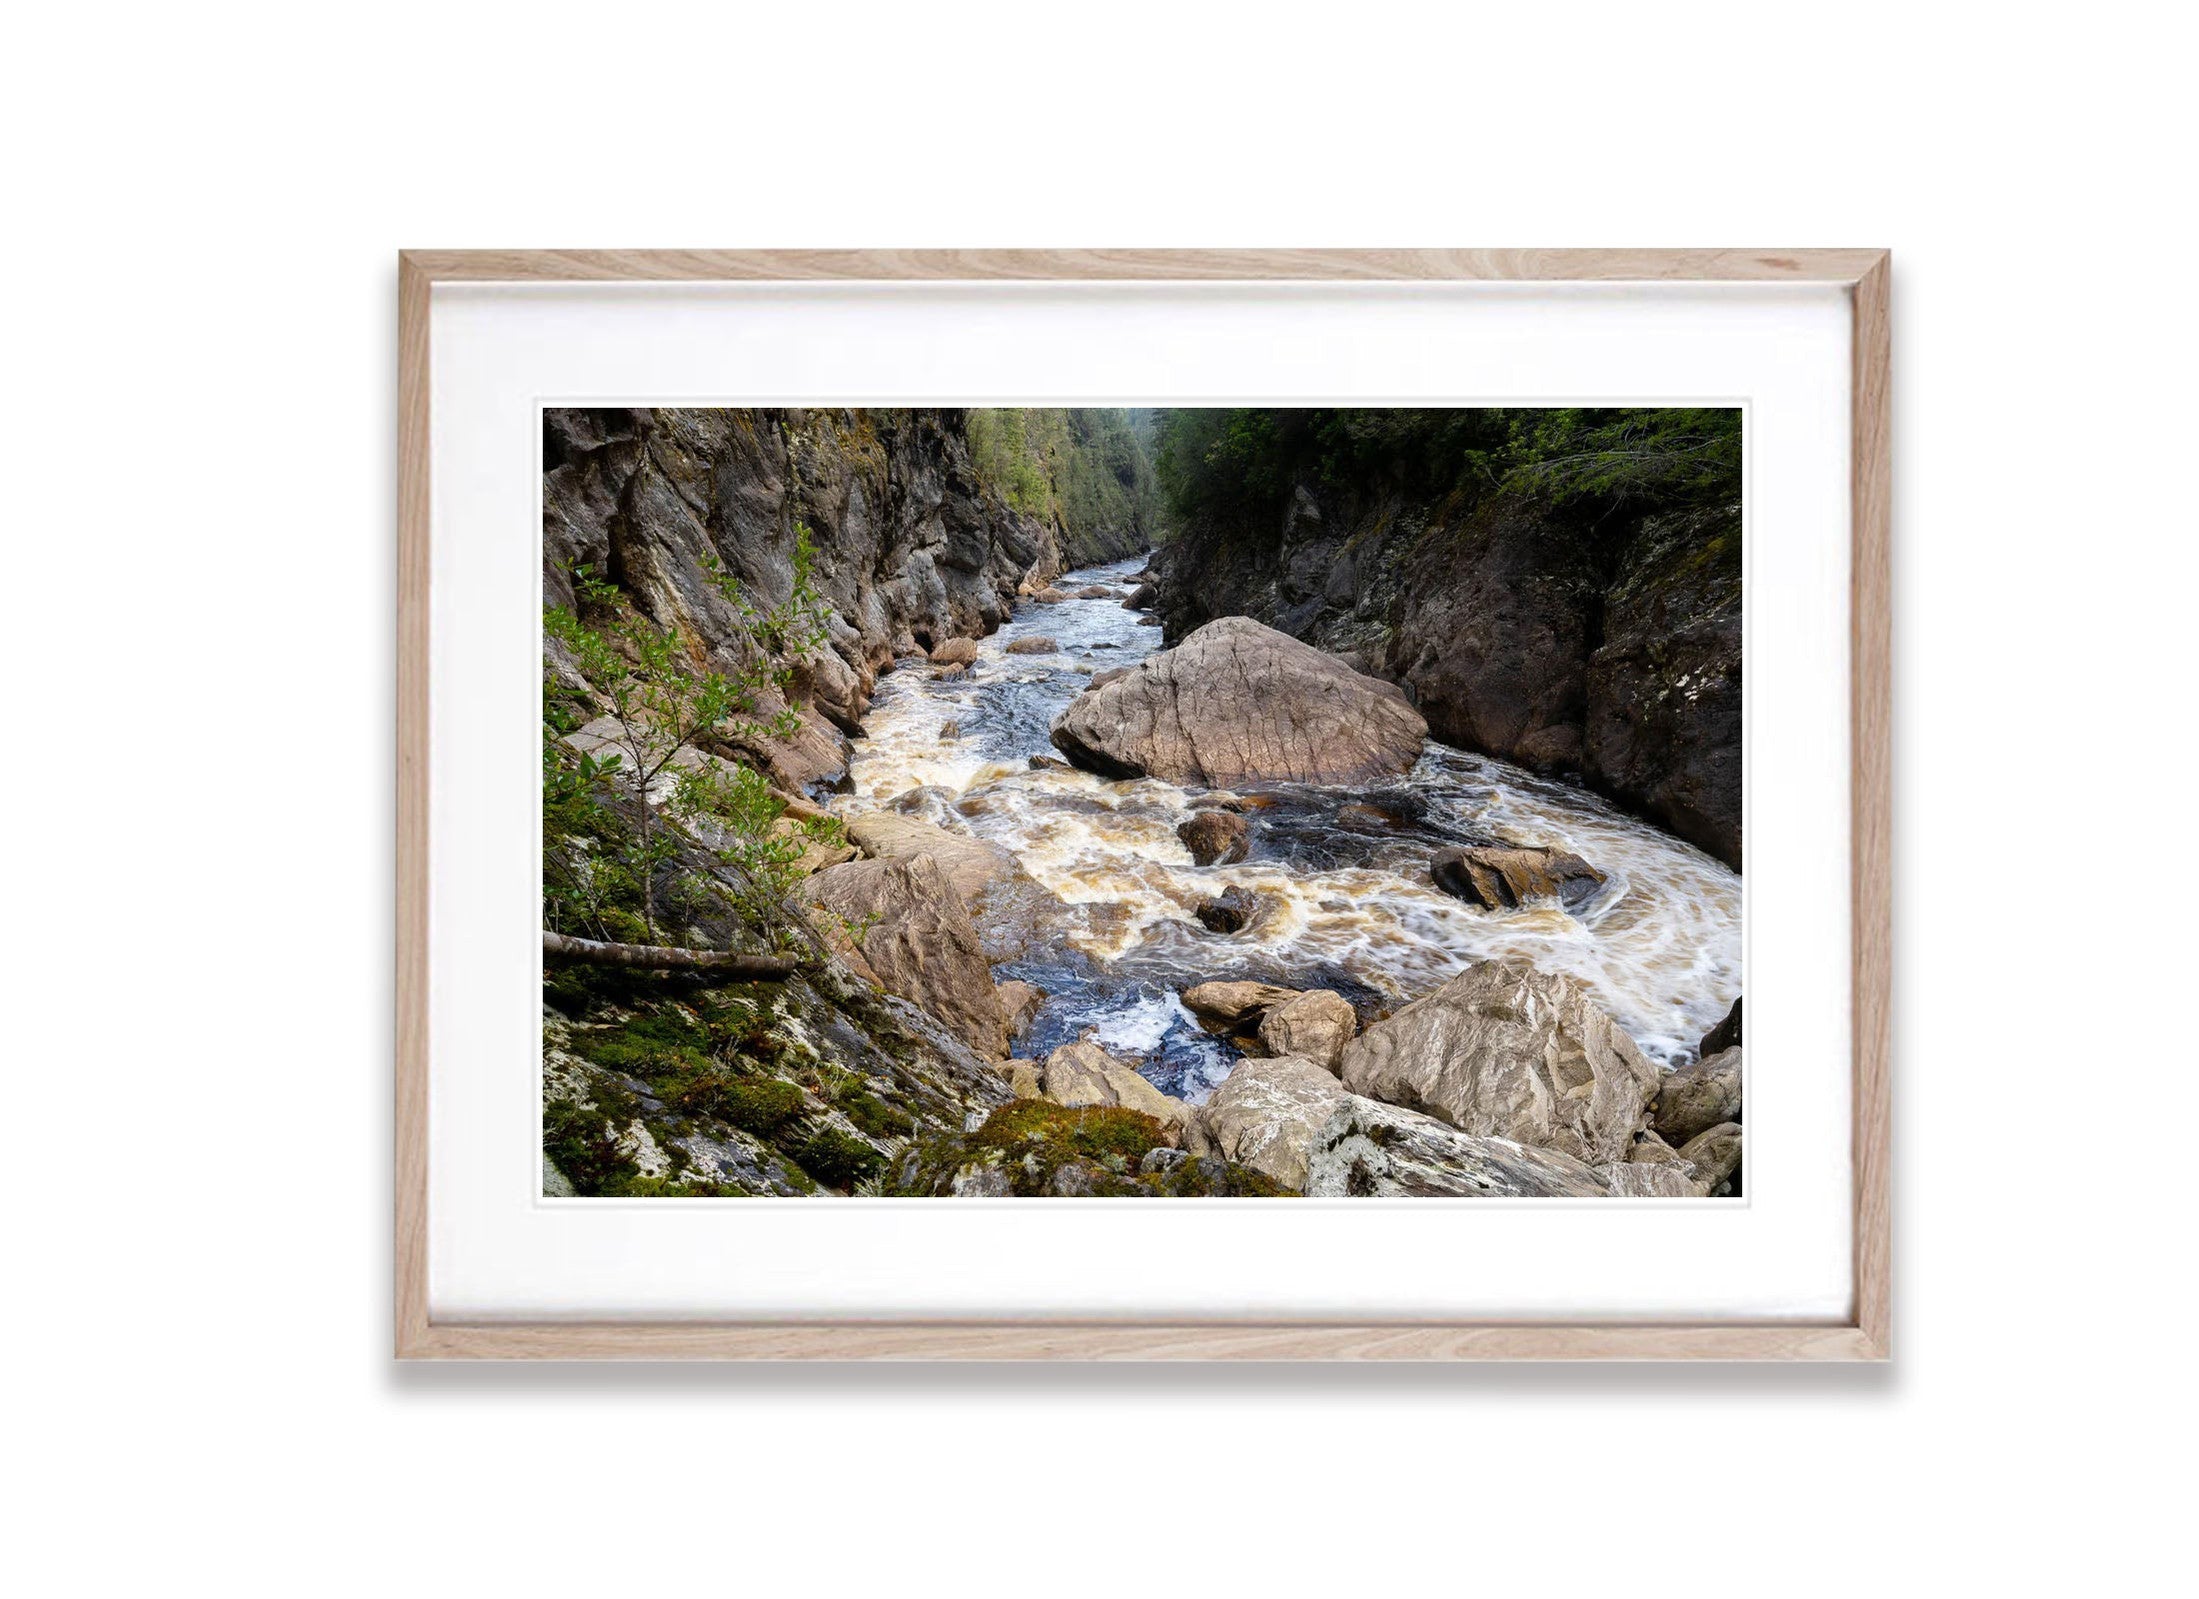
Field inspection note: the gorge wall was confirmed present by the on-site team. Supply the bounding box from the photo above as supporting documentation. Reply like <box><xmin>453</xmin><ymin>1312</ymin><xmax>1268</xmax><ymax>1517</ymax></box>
<box><xmin>543</xmin><ymin>407</ymin><xmax>1154</xmax><ymax>794</ymax></box>
<box><xmin>1149</xmin><ymin>473</ymin><xmax>1741</xmax><ymax>870</ymax></box>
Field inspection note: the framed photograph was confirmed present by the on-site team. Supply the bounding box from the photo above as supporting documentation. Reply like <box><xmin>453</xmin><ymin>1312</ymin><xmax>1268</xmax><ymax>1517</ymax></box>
<box><xmin>397</xmin><ymin>249</ymin><xmax>1889</xmax><ymax>1359</ymax></box>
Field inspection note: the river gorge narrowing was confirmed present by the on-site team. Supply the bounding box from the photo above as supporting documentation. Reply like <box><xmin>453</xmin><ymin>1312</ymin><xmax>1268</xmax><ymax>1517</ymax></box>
<box><xmin>833</xmin><ymin>557</ymin><xmax>1742</xmax><ymax>1104</ymax></box>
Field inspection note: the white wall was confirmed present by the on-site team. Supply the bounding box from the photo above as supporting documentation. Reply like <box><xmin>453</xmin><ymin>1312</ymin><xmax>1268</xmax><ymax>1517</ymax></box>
<box><xmin>9</xmin><ymin>3</ymin><xmax>2186</xmax><ymax>1592</ymax></box>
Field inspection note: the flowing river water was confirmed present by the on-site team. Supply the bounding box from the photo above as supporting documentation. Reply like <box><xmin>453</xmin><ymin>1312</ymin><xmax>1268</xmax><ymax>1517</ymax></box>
<box><xmin>833</xmin><ymin>557</ymin><xmax>1742</xmax><ymax>1104</ymax></box>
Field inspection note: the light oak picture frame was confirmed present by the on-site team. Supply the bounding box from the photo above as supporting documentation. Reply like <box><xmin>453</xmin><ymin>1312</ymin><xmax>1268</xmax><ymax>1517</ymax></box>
<box><xmin>396</xmin><ymin>248</ymin><xmax>1890</xmax><ymax>1361</ymax></box>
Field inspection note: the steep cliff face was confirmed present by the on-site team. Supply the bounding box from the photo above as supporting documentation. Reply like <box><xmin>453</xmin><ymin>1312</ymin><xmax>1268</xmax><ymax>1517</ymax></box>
<box><xmin>544</xmin><ymin>407</ymin><xmax>1064</xmax><ymax>791</ymax></box>
<box><xmin>1151</xmin><ymin>483</ymin><xmax>1741</xmax><ymax>868</ymax></box>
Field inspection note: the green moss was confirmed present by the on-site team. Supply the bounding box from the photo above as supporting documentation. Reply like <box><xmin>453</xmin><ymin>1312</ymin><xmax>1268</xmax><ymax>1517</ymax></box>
<box><xmin>972</xmin><ymin>1099</ymin><xmax>1169</xmax><ymax>1167</ymax></box>
<box><xmin>662</xmin><ymin>1069</ymin><xmax>808</xmax><ymax>1137</ymax></box>
<box><xmin>575</xmin><ymin>1007</ymin><xmax>712</xmax><ymax>1075</ymax></box>
<box><xmin>543</xmin><ymin>1100</ymin><xmax>638</xmax><ymax>1196</ymax></box>
<box><xmin>836</xmin><ymin>1082</ymin><xmax>914</xmax><ymax>1139</ymax></box>
<box><xmin>794</xmin><ymin>1128</ymin><xmax>885</xmax><ymax>1191</ymax></box>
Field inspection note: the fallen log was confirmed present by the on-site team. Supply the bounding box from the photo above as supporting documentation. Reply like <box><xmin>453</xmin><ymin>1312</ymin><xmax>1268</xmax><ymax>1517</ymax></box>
<box><xmin>541</xmin><ymin>930</ymin><xmax>799</xmax><ymax>979</ymax></box>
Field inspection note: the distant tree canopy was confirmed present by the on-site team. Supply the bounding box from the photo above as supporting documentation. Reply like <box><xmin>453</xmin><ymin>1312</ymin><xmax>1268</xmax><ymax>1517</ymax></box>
<box><xmin>964</xmin><ymin>407</ymin><xmax>1165</xmax><ymax>553</ymax></box>
<box><xmin>1152</xmin><ymin>407</ymin><xmax>1742</xmax><ymax>528</ymax></box>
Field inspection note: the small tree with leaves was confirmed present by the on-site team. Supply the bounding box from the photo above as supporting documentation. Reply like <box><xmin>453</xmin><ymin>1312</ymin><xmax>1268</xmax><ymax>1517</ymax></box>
<box><xmin>543</xmin><ymin>525</ymin><xmax>842</xmax><ymax>954</ymax></box>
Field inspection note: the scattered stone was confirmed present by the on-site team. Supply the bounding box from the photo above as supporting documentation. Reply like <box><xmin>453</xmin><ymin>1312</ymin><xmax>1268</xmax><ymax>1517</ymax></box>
<box><xmin>1186</xmin><ymin>1056</ymin><xmax>1351</xmax><ymax>1190</ymax></box>
<box><xmin>1653</xmin><ymin>1046</ymin><xmax>1743</xmax><ymax>1146</ymax></box>
<box><xmin>1139</xmin><ymin>1146</ymin><xmax>1190</xmax><ymax>1177</ymax></box>
<box><xmin>1032</xmin><ymin>587</ymin><xmax>1069</xmax><ymax>603</ymax></box>
<box><xmin>1195</xmin><ymin>885</ymin><xmax>1260</xmax><ymax>934</ymax></box>
<box><xmin>1303</xmin><ymin>1099</ymin><xmax>1610</xmax><ymax>1198</ymax></box>
<box><xmin>951</xmin><ymin>1163</ymin><xmax>1015</xmax><ymax>1198</ymax></box>
<box><xmin>1180</xmin><ymin>981</ymin><xmax>1302</xmax><ymax>1032</ymax></box>
<box><xmin>1050</xmin><ymin>616</ymin><xmax>1427</xmax><ymax>787</ymax></box>
<box><xmin>1073</xmin><ymin>585</ymin><xmax>1115</xmax><ymax>599</ymax></box>
<box><xmin>1256</xmin><ymin>990</ymin><xmax>1357</xmax><ymax>1073</ymax></box>
<box><xmin>1178</xmin><ymin>809</ymin><xmax>1250</xmax><ymax>865</ymax></box>
<box><xmin>995</xmin><ymin>979</ymin><xmax>1046</xmax><ymax>1039</ymax></box>
<box><xmin>1037</xmin><ymin>1042</ymin><xmax>1189</xmax><ymax>1141</ymax></box>
<box><xmin>1430</xmin><ymin>845</ymin><xmax>1607</xmax><ymax>911</ymax></box>
<box><xmin>1005</xmin><ymin>635</ymin><xmax>1058</xmax><ymax>655</ymax></box>
<box><xmin>1677</xmin><ymin>1122</ymin><xmax>1743</xmax><ymax>1195</ymax></box>
<box><xmin>929</xmin><ymin>637</ymin><xmax>979</xmax><ymax>666</ymax></box>
<box><xmin>1338</xmin><ymin>961</ymin><xmax>1660</xmax><ymax>1166</ymax></box>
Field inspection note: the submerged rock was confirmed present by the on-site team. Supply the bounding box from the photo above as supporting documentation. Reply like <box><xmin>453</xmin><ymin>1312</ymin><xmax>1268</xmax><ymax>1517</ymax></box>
<box><xmin>1303</xmin><ymin>1099</ymin><xmax>1609</xmax><ymax>1198</ymax></box>
<box><xmin>1051</xmin><ymin>617</ymin><xmax>1427</xmax><ymax>787</ymax></box>
<box><xmin>1338</xmin><ymin>961</ymin><xmax>1660</xmax><ymax>1165</ymax></box>
<box><xmin>1256</xmin><ymin>989</ymin><xmax>1357</xmax><ymax>1073</ymax></box>
<box><xmin>1653</xmin><ymin>1046</ymin><xmax>1743</xmax><ymax>1146</ymax></box>
<box><xmin>1195</xmin><ymin>885</ymin><xmax>1261</xmax><ymax>934</ymax></box>
<box><xmin>1178</xmin><ymin>809</ymin><xmax>1250</xmax><ymax>865</ymax></box>
<box><xmin>1430</xmin><ymin>844</ymin><xmax>1606</xmax><ymax>911</ymax></box>
<box><xmin>1005</xmin><ymin>635</ymin><xmax>1058</xmax><ymax>655</ymax></box>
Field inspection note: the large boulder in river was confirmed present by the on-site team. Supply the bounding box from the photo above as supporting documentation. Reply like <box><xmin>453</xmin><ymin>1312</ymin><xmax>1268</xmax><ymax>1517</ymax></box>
<box><xmin>1303</xmin><ymin>1098</ymin><xmax>1609</xmax><ymax>1198</ymax></box>
<box><xmin>1255</xmin><ymin>990</ymin><xmax>1357</xmax><ymax>1073</ymax></box>
<box><xmin>1338</xmin><ymin>962</ymin><xmax>1660</xmax><ymax>1165</ymax></box>
<box><xmin>1653</xmin><ymin>1046</ymin><xmax>1743</xmax><ymax>1145</ymax></box>
<box><xmin>1177</xmin><ymin>810</ymin><xmax>1250</xmax><ymax>865</ymax></box>
<box><xmin>801</xmin><ymin>855</ymin><xmax>1009</xmax><ymax>1060</ymax></box>
<box><xmin>1005</xmin><ymin>635</ymin><xmax>1058</xmax><ymax>655</ymax></box>
<box><xmin>1049</xmin><ymin>616</ymin><xmax>1427</xmax><ymax>787</ymax></box>
<box><xmin>928</xmin><ymin>636</ymin><xmax>979</xmax><ymax>666</ymax></box>
<box><xmin>1186</xmin><ymin>1056</ymin><xmax>1351</xmax><ymax>1191</ymax></box>
<box><xmin>1430</xmin><ymin>845</ymin><xmax>1605</xmax><ymax>911</ymax></box>
<box><xmin>1195</xmin><ymin>886</ymin><xmax>1261</xmax><ymax>934</ymax></box>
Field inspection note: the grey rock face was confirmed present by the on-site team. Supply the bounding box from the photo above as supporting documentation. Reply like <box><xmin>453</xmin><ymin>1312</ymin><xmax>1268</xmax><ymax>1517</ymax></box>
<box><xmin>544</xmin><ymin>407</ymin><xmax>1063</xmax><ymax>791</ymax></box>
<box><xmin>1338</xmin><ymin>962</ymin><xmax>1660</xmax><ymax>1165</ymax></box>
<box><xmin>1303</xmin><ymin>1098</ymin><xmax>1609</xmax><ymax>1198</ymax></box>
<box><xmin>1653</xmin><ymin>1046</ymin><xmax>1743</xmax><ymax>1146</ymax></box>
<box><xmin>1049</xmin><ymin>616</ymin><xmax>1428</xmax><ymax>787</ymax></box>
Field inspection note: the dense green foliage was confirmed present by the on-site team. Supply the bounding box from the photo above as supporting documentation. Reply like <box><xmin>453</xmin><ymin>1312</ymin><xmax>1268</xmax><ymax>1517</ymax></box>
<box><xmin>964</xmin><ymin>407</ymin><xmax>1166</xmax><ymax>555</ymax></box>
<box><xmin>541</xmin><ymin>525</ymin><xmax>844</xmax><ymax>951</ymax></box>
<box><xmin>1152</xmin><ymin>406</ymin><xmax>1742</xmax><ymax>531</ymax></box>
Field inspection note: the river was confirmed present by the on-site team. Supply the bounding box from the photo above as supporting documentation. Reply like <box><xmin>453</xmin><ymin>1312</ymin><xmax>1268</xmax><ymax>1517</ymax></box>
<box><xmin>833</xmin><ymin>557</ymin><xmax>1742</xmax><ymax>1104</ymax></box>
